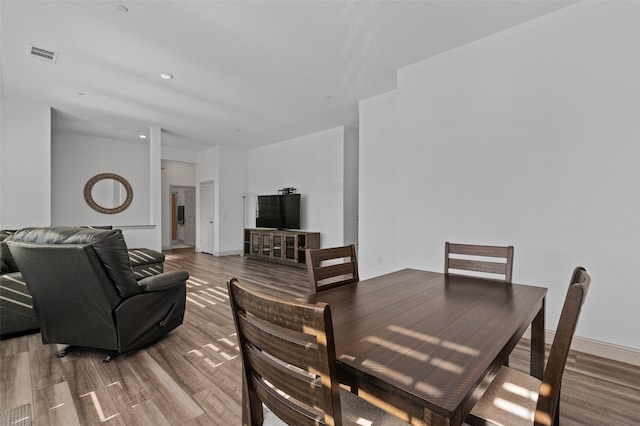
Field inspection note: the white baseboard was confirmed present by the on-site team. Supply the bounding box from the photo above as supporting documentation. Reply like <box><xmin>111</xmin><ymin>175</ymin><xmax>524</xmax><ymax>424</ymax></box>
<box><xmin>570</xmin><ymin>334</ymin><xmax>640</xmax><ymax>366</ymax></box>
<box><xmin>193</xmin><ymin>248</ymin><xmax>242</xmax><ymax>256</ymax></box>
<box><xmin>522</xmin><ymin>327</ymin><xmax>640</xmax><ymax>367</ymax></box>
<box><xmin>213</xmin><ymin>249</ymin><xmax>243</xmax><ymax>256</ymax></box>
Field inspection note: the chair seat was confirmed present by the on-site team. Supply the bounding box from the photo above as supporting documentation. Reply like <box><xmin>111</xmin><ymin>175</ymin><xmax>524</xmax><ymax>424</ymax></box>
<box><xmin>264</xmin><ymin>388</ymin><xmax>409</xmax><ymax>425</ymax></box>
<box><xmin>468</xmin><ymin>366</ymin><xmax>542</xmax><ymax>426</ymax></box>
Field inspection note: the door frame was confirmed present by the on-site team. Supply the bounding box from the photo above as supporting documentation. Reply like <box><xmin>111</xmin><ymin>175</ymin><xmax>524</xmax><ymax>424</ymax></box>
<box><xmin>199</xmin><ymin>180</ymin><xmax>215</xmax><ymax>255</ymax></box>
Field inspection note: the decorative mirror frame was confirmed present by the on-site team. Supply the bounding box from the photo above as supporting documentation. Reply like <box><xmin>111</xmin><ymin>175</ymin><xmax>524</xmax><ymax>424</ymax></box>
<box><xmin>84</xmin><ymin>173</ymin><xmax>133</xmax><ymax>214</ymax></box>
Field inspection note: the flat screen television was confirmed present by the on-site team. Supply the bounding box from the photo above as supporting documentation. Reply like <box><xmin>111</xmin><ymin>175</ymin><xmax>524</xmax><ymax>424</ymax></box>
<box><xmin>256</xmin><ymin>194</ymin><xmax>300</xmax><ymax>230</ymax></box>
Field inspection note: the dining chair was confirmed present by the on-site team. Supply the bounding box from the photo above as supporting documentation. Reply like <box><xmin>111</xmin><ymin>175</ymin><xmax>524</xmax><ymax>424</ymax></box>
<box><xmin>305</xmin><ymin>244</ymin><xmax>359</xmax><ymax>294</ymax></box>
<box><xmin>227</xmin><ymin>277</ymin><xmax>407</xmax><ymax>426</ymax></box>
<box><xmin>444</xmin><ymin>242</ymin><xmax>514</xmax><ymax>282</ymax></box>
<box><xmin>466</xmin><ymin>266</ymin><xmax>591</xmax><ymax>426</ymax></box>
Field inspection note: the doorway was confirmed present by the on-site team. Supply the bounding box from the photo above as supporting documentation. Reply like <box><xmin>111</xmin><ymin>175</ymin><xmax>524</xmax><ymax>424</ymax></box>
<box><xmin>170</xmin><ymin>185</ymin><xmax>196</xmax><ymax>249</ymax></box>
<box><xmin>200</xmin><ymin>181</ymin><xmax>215</xmax><ymax>254</ymax></box>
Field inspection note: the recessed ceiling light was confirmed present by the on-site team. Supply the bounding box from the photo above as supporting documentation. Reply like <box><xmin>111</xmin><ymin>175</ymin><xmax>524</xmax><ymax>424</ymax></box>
<box><xmin>117</xmin><ymin>5</ymin><xmax>128</xmax><ymax>13</ymax></box>
<box><xmin>139</xmin><ymin>134</ymin><xmax>147</xmax><ymax>139</ymax></box>
<box><xmin>159</xmin><ymin>72</ymin><xmax>174</xmax><ymax>80</ymax></box>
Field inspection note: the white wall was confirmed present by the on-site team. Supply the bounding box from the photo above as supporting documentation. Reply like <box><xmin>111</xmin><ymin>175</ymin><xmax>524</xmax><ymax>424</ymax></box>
<box><xmin>218</xmin><ymin>146</ymin><xmax>248</xmax><ymax>254</ymax></box>
<box><xmin>196</xmin><ymin>145</ymin><xmax>248</xmax><ymax>256</ymax></box>
<box><xmin>0</xmin><ymin>100</ymin><xmax>51</xmax><ymax>228</ymax></box>
<box><xmin>50</xmin><ymin>125</ymin><xmax>165</xmax><ymax>250</ymax></box>
<box><xmin>161</xmin><ymin>160</ymin><xmax>196</xmax><ymax>248</ymax></box>
<box><xmin>247</xmin><ymin>126</ymin><xmax>348</xmax><ymax>249</ymax></box>
<box><xmin>359</xmin><ymin>2</ymin><xmax>640</xmax><ymax>350</ymax></box>
<box><xmin>0</xmin><ymin>101</ymin><xmax>167</xmax><ymax>249</ymax></box>
<box><xmin>162</xmin><ymin>145</ymin><xmax>198</xmax><ymax>164</ymax></box>
<box><xmin>359</xmin><ymin>90</ymin><xmax>399</xmax><ymax>279</ymax></box>
<box><xmin>343</xmin><ymin>127</ymin><xmax>359</xmax><ymax>246</ymax></box>
<box><xmin>52</xmin><ymin>132</ymin><xmax>150</xmax><ymax>226</ymax></box>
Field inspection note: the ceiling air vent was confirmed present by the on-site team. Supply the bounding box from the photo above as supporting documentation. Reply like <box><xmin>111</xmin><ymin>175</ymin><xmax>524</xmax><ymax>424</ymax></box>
<box><xmin>27</xmin><ymin>44</ymin><xmax>59</xmax><ymax>64</ymax></box>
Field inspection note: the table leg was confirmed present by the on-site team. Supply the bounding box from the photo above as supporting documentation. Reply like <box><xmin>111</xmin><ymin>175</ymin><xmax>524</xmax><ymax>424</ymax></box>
<box><xmin>530</xmin><ymin>296</ymin><xmax>545</xmax><ymax>379</ymax></box>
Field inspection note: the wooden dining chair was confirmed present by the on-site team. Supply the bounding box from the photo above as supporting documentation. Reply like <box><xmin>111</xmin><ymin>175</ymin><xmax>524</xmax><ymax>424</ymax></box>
<box><xmin>466</xmin><ymin>266</ymin><xmax>591</xmax><ymax>426</ymax></box>
<box><xmin>445</xmin><ymin>242</ymin><xmax>514</xmax><ymax>282</ymax></box>
<box><xmin>305</xmin><ymin>244</ymin><xmax>359</xmax><ymax>294</ymax></box>
<box><xmin>227</xmin><ymin>277</ymin><xmax>408</xmax><ymax>426</ymax></box>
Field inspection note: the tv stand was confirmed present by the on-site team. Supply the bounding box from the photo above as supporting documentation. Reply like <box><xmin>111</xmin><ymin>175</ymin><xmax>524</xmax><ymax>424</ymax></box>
<box><xmin>243</xmin><ymin>228</ymin><xmax>320</xmax><ymax>268</ymax></box>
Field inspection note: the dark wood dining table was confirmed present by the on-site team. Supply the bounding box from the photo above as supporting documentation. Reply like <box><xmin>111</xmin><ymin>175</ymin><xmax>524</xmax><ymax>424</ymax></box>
<box><xmin>303</xmin><ymin>268</ymin><xmax>547</xmax><ymax>426</ymax></box>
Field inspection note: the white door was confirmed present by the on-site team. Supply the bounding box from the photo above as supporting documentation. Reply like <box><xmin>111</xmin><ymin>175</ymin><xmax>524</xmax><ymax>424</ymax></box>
<box><xmin>200</xmin><ymin>181</ymin><xmax>214</xmax><ymax>254</ymax></box>
<box><xmin>184</xmin><ymin>189</ymin><xmax>196</xmax><ymax>246</ymax></box>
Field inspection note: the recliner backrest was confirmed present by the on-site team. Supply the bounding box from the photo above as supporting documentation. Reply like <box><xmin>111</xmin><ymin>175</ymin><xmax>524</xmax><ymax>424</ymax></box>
<box><xmin>11</xmin><ymin>241</ymin><xmax>121</xmax><ymax>349</ymax></box>
<box><xmin>12</xmin><ymin>226</ymin><xmax>140</xmax><ymax>298</ymax></box>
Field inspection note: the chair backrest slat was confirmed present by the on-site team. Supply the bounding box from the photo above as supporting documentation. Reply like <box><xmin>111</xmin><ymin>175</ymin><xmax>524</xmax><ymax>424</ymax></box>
<box><xmin>314</xmin><ymin>262</ymin><xmax>357</xmax><ymax>282</ymax></box>
<box><xmin>231</xmin><ymin>277</ymin><xmax>318</xmax><ymax>332</ymax></box>
<box><xmin>447</xmin><ymin>258</ymin><xmax>508</xmax><ymax>276</ymax></box>
<box><xmin>309</xmin><ymin>246</ymin><xmax>354</xmax><ymax>262</ymax></box>
<box><xmin>306</xmin><ymin>245</ymin><xmax>359</xmax><ymax>294</ymax></box>
<box><xmin>446</xmin><ymin>243</ymin><xmax>511</xmax><ymax>258</ymax></box>
<box><xmin>252</xmin><ymin>374</ymin><xmax>326</xmax><ymax>426</ymax></box>
<box><xmin>445</xmin><ymin>242</ymin><xmax>514</xmax><ymax>282</ymax></box>
<box><xmin>237</xmin><ymin>313</ymin><xmax>320</xmax><ymax>372</ymax></box>
<box><xmin>228</xmin><ymin>278</ymin><xmax>342</xmax><ymax>426</ymax></box>
<box><xmin>245</xmin><ymin>342</ymin><xmax>324</xmax><ymax>408</ymax></box>
<box><xmin>535</xmin><ymin>266</ymin><xmax>591</xmax><ymax>426</ymax></box>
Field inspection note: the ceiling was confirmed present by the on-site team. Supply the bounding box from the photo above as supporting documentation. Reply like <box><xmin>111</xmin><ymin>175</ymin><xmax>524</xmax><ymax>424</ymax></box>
<box><xmin>1</xmin><ymin>1</ymin><xmax>574</xmax><ymax>151</ymax></box>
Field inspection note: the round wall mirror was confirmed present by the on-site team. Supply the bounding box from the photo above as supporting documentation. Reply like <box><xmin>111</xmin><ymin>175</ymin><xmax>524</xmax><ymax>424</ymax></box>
<box><xmin>84</xmin><ymin>173</ymin><xmax>133</xmax><ymax>214</ymax></box>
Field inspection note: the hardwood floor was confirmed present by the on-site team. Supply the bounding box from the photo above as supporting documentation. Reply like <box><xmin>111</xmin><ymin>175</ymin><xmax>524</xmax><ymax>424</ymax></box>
<box><xmin>1</xmin><ymin>249</ymin><xmax>638</xmax><ymax>425</ymax></box>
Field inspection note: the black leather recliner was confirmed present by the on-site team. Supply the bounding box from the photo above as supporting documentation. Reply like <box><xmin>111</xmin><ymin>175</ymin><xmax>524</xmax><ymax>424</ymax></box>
<box><xmin>7</xmin><ymin>226</ymin><xmax>188</xmax><ymax>362</ymax></box>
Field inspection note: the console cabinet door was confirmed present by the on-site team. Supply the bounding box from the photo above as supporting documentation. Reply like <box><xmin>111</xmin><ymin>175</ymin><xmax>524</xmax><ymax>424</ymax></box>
<box><xmin>261</xmin><ymin>233</ymin><xmax>271</xmax><ymax>257</ymax></box>
<box><xmin>284</xmin><ymin>235</ymin><xmax>297</xmax><ymax>262</ymax></box>
<box><xmin>271</xmin><ymin>234</ymin><xmax>284</xmax><ymax>259</ymax></box>
<box><xmin>250</xmin><ymin>231</ymin><xmax>260</xmax><ymax>255</ymax></box>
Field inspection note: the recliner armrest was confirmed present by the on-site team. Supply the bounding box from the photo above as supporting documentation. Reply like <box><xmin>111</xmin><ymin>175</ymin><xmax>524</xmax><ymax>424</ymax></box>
<box><xmin>138</xmin><ymin>270</ymin><xmax>189</xmax><ymax>292</ymax></box>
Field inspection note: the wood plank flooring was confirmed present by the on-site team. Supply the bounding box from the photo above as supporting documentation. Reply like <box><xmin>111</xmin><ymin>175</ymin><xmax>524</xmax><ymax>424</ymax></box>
<box><xmin>1</xmin><ymin>249</ymin><xmax>638</xmax><ymax>425</ymax></box>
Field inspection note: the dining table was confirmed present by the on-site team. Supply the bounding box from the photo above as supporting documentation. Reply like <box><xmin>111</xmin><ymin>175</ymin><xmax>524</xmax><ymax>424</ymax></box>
<box><xmin>303</xmin><ymin>268</ymin><xmax>547</xmax><ymax>426</ymax></box>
